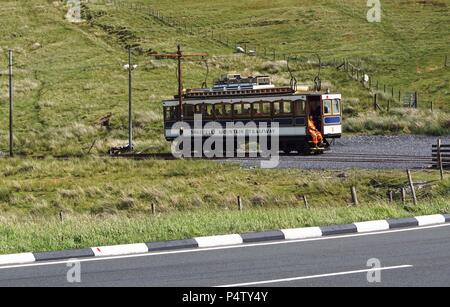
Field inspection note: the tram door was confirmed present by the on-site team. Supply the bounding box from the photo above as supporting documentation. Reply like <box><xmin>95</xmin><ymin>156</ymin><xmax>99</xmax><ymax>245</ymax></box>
<box><xmin>306</xmin><ymin>95</ymin><xmax>323</xmax><ymax>132</ymax></box>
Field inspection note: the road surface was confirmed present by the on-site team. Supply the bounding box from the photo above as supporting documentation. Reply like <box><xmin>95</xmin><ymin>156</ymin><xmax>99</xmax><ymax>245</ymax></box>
<box><xmin>1</xmin><ymin>224</ymin><xmax>450</xmax><ymax>287</ymax></box>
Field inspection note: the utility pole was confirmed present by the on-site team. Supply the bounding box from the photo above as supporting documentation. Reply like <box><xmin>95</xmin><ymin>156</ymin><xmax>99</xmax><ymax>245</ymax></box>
<box><xmin>151</xmin><ymin>45</ymin><xmax>208</xmax><ymax>121</ymax></box>
<box><xmin>177</xmin><ymin>45</ymin><xmax>183</xmax><ymax>121</ymax></box>
<box><xmin>128</xmin><ymin>47</ymin><xmax>133</xmax><ymax>150</ymax></box>
<box><xmin>9</xmin><ymin>49</ymin><xmax>13</xmax><ymax>157</ymax></box>
<box><xmin>121</xmin><ymin>48</ymin><xmax>138</xmax><ymax>151</ymax></box>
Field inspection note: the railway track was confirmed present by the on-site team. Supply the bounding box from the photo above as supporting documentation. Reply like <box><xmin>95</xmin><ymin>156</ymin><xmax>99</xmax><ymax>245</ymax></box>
<box><xmin>108</xmin><ymin>151</ymin><xmax>434</xmax><ymax>166</ymax></box>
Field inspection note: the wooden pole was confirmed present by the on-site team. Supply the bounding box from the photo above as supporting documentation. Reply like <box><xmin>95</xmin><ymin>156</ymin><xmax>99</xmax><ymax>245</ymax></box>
<box><xmin>401</xmin><ymin>188</ymin><xmax>406</xmax><ymax>203</ymax></box>
<box><xmin>351</xmin><ymin>186</ymin><xmax>359</xmax><ymax>206</ymax></box>
<box><xmin>151</xmin><ymin>203</ymin><xmax>156</xmax><ymax>215</ymax></box>
<box><xmin>237</xmin><ymin>196</ymin><xmax>243</xmax><ymax>211</ymax></box>
<box><xmin>303</xmin><ymin>195</ymin><xmax>309</xmax><ymax>209</ymax></box>
<box><xmin>388</xmin><ymin>191</ymin><xmax>394</xmax><ymax>203</ymax></box>
<box><xmin>407</xmin><ymin>170</ymin><xmax>417</xmax><ymax>206</ymax></box>
<box><xmin>437</xmin><ymin>139</ymin><xmax>444</xmax><ymax>181</ymax></box>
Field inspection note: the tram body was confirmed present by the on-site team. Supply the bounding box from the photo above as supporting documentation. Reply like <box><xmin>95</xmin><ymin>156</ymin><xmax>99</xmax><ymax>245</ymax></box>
<box><xmin>162</xmin><ymin>75</ymin><xmax>342</xmax><ymax>154</ymax></box>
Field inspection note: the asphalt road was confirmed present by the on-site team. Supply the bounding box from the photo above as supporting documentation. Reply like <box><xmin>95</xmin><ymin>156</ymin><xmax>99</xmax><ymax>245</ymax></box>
<box><xmin>222</xmin><ymin>135</ymin><xmax>450</xmax><ymax>169</ymax></box>
<box><xmin>1</xmin><ymin>224</ymin><xmax>450</xmax><ymax>287</ymax></box>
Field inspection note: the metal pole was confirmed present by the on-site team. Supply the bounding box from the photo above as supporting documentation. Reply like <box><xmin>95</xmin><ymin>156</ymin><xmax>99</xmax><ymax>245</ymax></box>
<box><xmin>177</xmin><ymin>44</ymin><xmax>184</xmax><ymax>121</ymax></box>
<box><xmin>9</xmin><ymin>49</ymin><xmax>13</xmax><ymax>157</ymax></box>
<box><xmin>128</xmin><ymin>47</ymin><xmax>133</xmax><ymax>150</ymax></box>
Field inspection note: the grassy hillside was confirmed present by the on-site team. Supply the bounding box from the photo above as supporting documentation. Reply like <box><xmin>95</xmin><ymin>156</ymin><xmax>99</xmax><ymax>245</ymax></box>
<box><xmin>0</xmin><ymin>0</ymin><xmax>448</xmax><ymax>156</ymax></box>
<box><xmin>0</xmin><ymin>0</ymin><xmax>448</xmax><ymax>253</ymax></box>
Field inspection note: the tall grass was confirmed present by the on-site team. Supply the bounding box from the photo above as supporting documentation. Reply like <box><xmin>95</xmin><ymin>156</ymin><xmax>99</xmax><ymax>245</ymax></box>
<box><xmin>1</xmin><ymin>198</ymin><xmax>450</xmax><ymax>254</ymax></box>
<box><xmin>344</xmin><ymin>109</ymin><xmax>450</xmax><ymax>135</ymax></box>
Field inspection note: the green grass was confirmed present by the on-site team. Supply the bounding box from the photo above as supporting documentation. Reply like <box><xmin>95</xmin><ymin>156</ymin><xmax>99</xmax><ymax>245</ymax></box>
<box><xmin>2</xmin><ymin>199</ymin><xmax>450</xmax><ymax>254</ymax></box>
<box><xmin>0</xmin><ymin>156</ymin><xmax>449</xmax><ymax>254</ymax></box>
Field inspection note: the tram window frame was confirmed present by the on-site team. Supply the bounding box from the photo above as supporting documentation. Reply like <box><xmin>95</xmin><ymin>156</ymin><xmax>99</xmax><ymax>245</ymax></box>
<box><xmin>294</xmin><ymin>100</ymin><xmax>306</xmax><ymax>116</ymax></box>
<box><xmin>323</xmin><ymin>99</ymin><xmax>332</xmax><ymax>115</ymax></box>
<box><xmin>332</xmin><ymin>99</ymin><xmax>341</xmax><ymax>115</ymax></box>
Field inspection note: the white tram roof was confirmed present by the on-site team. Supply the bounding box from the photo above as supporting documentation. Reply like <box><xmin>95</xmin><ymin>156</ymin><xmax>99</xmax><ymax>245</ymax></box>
<box><xmin>162</xmin><ymin>93</ymin><xmax>341</xmax><ymax>107</ymax></box>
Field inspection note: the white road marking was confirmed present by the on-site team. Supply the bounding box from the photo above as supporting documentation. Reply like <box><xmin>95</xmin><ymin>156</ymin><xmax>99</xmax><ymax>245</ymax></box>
<box><xmin>216</xmin><ymin>265</ymin><xmax>413</xmax><ymax>287</ymax></box>
<box><xmin>0</xmin><ymin>223</ymin><xmax>449</xmax><ymax>270</ymax></box>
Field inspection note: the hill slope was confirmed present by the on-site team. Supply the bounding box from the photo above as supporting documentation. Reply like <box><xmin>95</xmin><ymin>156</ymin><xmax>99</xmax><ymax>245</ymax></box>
<box><xmin>0</xmin><ymin>0</ymin><xmax>448</xmax><ymax>155</ymax></box>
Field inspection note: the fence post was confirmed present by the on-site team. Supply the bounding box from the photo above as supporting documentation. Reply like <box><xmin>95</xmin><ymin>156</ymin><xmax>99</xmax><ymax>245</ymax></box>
<box><xmin>437</xmin><ymin>139</ymin><xmax>444</xmax><ymax>180</ymax></box>
<box><xmin>388</xmin><ymin>191</ymin><xmax>394</xmax><ymax>203</ymax></box>
<box><xmin>445</xmin><ymin>55</ymin><xmax>448</xmax><ymax>68</ymax></box>
<box><xmin>351</xmin><ymin>186</ymin><xmax>359</xmax><ymax>206</ymax></box>
<box><xmin>401</xmin><ymin>188</ymin><xmax>406</xmax><ymax>203</ymax></box>
<box><xmin>373</xmin><ymin>94</ymin><xmax>378</xmax><ymax>111</ymax></box>
<box><xmin>151</xmin><ymin>203</ymin><xmax>156</xmax><ymax>215</ymax></box>
<box><xmin>407</xmin><ymin>170</ymin><xmax>417</xmax><ymax>206</ymax></box>
<box><xmin>302</xmin><ymin>195</ymin><xmax>309</xmax><ymax>208</ymax></box>
<box><xmin>430</xmin><ymin>101</ymin><xmax>433</xmax><ymax>111</ymax></box>
<box><xmin>237</xmin><ymin>196</ymin><xmax>243</xmax><ymax>211</ymax></box>
<box><xmin>415</xmin><ymin>92</ymin><xmax>418</xmax><ymax>108</ymax></box>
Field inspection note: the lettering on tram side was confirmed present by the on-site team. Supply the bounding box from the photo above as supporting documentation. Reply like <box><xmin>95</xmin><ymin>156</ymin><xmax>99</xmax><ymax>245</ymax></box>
<box><xmin>170</xmin><ymin>114</ymin><xmax>280</xmax><ymax>168</ymax></box>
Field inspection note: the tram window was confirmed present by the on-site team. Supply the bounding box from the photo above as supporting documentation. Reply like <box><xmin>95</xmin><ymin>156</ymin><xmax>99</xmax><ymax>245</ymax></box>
<box><xmin>262</xmin><ymin>102</ymin><xmax>271</xmax><ymax>115</ymax></box>
<box><xmin>233</xmin><ymin>103</ymin><xmax>242</xmax><ymax>116</ymax></box>
<box><xmin>253</xmin><ymin>102</ymin><xmax>262</xmax><ymax>116</ymax></box>
<box><xmin>224</xmin><ymin>104</ymin><xmax>232</xmax><ymax>117</ymax></box>
<box><xmin>184</xmin><ymin>104</ymin><xmax>194</xmax><ymax>118</ymax></box>
<box><xmin>214</xmin><ymin>104</ymin><xmax>224</xmax><ymax>117</ymax></box>
<box><xmin>332</xmin><ymin>99</ymin><xmax>341</xmax><ymax>115</ymax></box>
<box><xmin>283</xmin><ymin>101</ymin><xmax>292</xmax><ymax>114</ymax></box>
<box><xmin>273</xmin><ymin>101</ymin><xmax>282</xmax><ymax>115</ymax></box>
<box><xmin>323</xmin><ymin>99</ymin><xmax>332</xmax><ymax>115</ymax></box>
<box><xmin>204</xmin><ymin>104</ymin><xmax>214</xmax><ymax>118</ymax></box>
<box><xmin>194</xmin><ymin>104</ymin><xmax>203</xmax><ymax>114</ymax></box>
<box><xmin>164</xmin><ymin>107</ymin><xmax>169</xmax><ymax>119</ymax></box>
<box><xmin>242</xmin><ymin>103</ymin><xmax>251</xmax><ymax>116</ymax></box>
<box><xmin>294</xmin><ymin>100</ymin><xmax>306</xmax><ymax>116</ymax></box>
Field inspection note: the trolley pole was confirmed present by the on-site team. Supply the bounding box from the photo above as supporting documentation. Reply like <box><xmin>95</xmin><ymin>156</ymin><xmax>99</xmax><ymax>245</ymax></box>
<box><xmin>9</xmin><ymin>49</ymin><xmax>13</xmax><ymax>157</ymax></box>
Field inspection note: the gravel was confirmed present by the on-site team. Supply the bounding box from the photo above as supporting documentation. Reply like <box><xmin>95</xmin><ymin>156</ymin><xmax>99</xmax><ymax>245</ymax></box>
<box><xmin>220</xmin><ymin>135</ymin><xmax>450</xmax><ymax>170</ymax></box>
